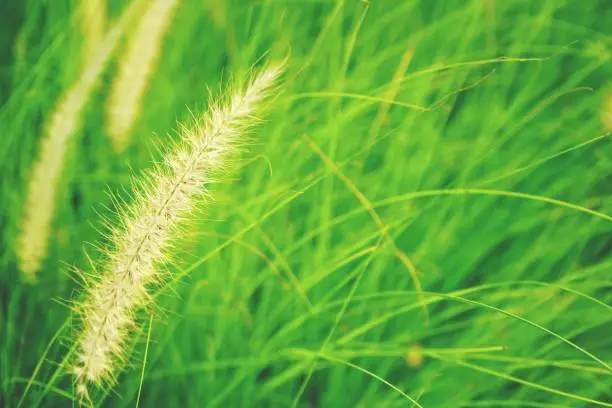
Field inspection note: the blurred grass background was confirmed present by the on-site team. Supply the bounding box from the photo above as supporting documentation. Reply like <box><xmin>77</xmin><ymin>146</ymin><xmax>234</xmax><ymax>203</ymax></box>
<box><xmin>1</xmin><ymin>0</ymin><xmax>612</xmax><ymax>406</ymax></box>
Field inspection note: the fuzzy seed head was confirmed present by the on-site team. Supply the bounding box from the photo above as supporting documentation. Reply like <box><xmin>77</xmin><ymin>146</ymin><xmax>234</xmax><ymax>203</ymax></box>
<box><xmin>73</xmin><ymin>64</ymin><xmax>283</xmax><ymax>398</ymax></box>
<box><xmin>80</xmin><ymin>0</ymin><xmax>107</xmax><ymax>66</ymax></box>
<box><xmin>16</xmin><ymin>11</ymin><xmax>138</xmax><ymax>281</ymax></box>
<box><xmin>106</xmin><ymin>0</ymin><xmax>180</xmax><ymax>153</ymax></box>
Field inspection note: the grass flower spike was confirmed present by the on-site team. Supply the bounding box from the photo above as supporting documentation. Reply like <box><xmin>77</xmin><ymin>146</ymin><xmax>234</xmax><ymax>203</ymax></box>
<box><xmin>72</xmin><ymin>64</ymin><xmax>283</xmax><ymax>400</ymax></box>
<box><xmin>16</xmin><ymin>1</ymin><xmax>143</xmax><ymax>282</ymax></box>
<box><xmin>80</xmin><ymin>0</ymin><xmax>107</xmax><ymax>65</ymax></box>
<box><xmin>106</xmin><ymin>0</ymin><xmax>181</xmax><ymax>153</ymax></box>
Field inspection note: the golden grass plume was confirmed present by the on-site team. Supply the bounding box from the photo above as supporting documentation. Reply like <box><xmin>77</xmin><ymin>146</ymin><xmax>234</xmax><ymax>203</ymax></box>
<box><xmin>16</xmin><ymin>1</ymin><xmax>143</xmax><ymax>282</ymax></box>
<box><xmin>105</xmin><ymin>0</ymin><xmax>181</xmax><ymax>153</ymax></box>
<box><xmin>72</xmin><ymin>64</ymin><xmax>283</xmax><ymax>400</ymax></box>
<box><xmin>80</xmin><ymin>0</ymin><xmax>107</xmax><ymax>65</ymax></box>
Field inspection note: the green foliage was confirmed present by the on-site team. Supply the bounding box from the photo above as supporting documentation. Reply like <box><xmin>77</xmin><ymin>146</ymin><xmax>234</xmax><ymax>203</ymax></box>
<box><xmin>1</xmin><ymin>0</ymin><xmax>611</xmax><ymax>406</ymax></box>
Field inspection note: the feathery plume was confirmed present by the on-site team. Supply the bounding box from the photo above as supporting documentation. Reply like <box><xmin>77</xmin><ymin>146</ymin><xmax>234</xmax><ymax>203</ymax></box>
<box><xmin>105</xmin><ymin>0</ymin><xmax>181</xmax><ymax>153</ymax></box>
<box><xmin>80</xmin><ymin>0</ymin><xmax>107</xmax><ymax>66</ymax></box>
<box><xmin>72</xmin><ymin>64</ymin><xmax>283</xmax><ymax>400</ymax></box>
<box><xmin>16</xmin><ymin>1</ymin><xmax>144</xmax><ymax>282</ymax></box>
